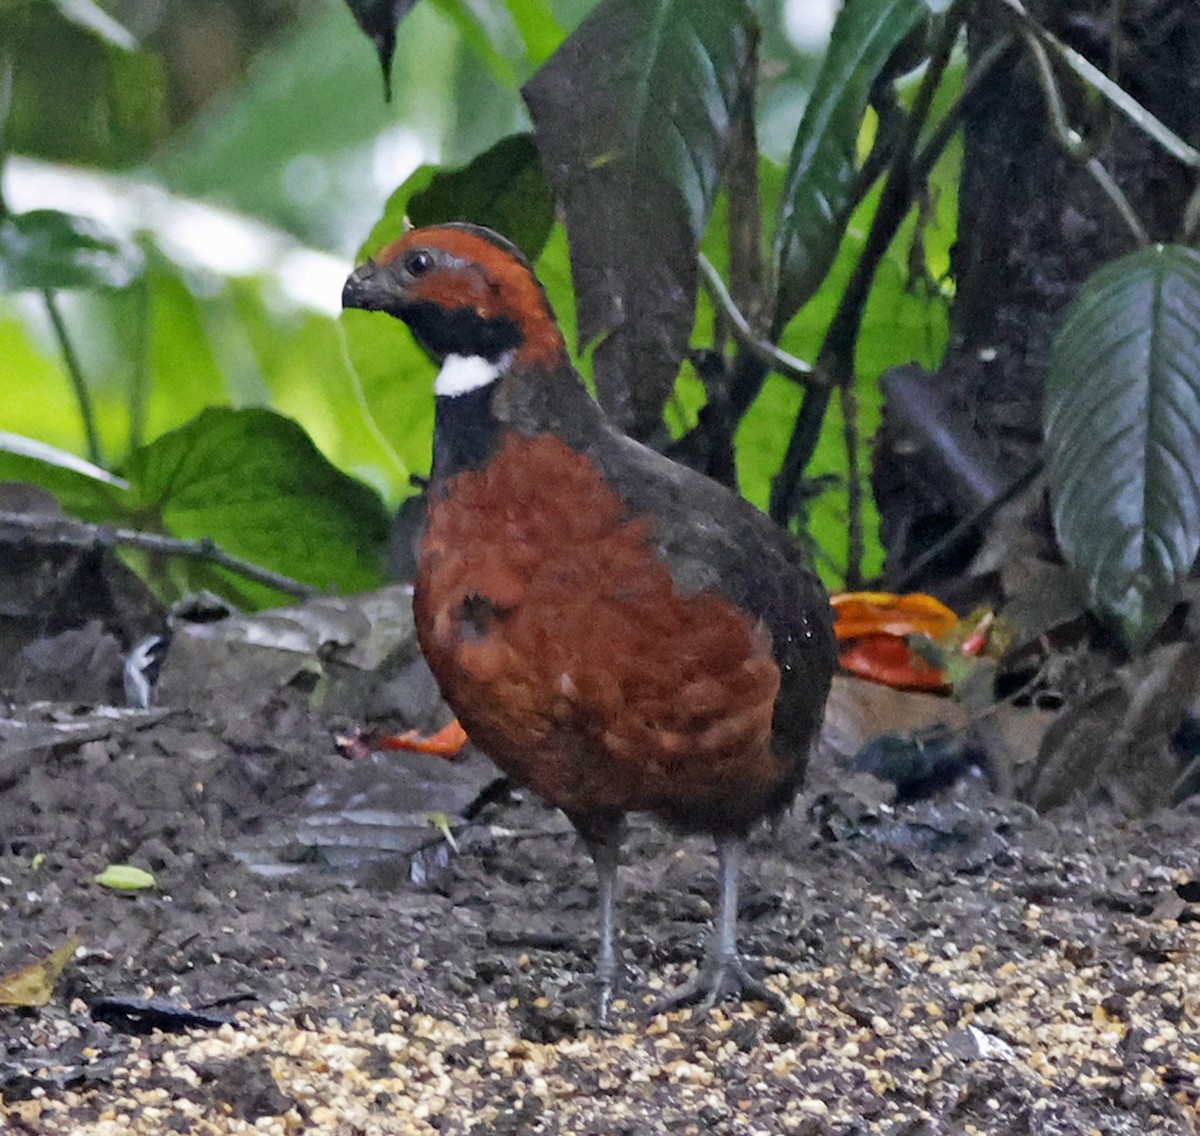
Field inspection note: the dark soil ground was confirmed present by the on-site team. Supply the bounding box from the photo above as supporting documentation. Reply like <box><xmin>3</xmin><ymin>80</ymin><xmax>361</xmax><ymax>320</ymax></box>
<box><xmin>2</xmin><ymin>594</ymin><xmax>1200</xmax><ymax>1134</ymax></box>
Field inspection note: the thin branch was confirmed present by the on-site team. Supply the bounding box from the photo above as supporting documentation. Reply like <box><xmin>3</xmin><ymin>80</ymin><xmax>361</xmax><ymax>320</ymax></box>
<box><xmin>42</xmin><ymin>291</ymin><xmax>103</xmax><ymax>468</ymax></box>
<box><xmin>994</xmin><ymin>0</ymin><xmax>1200</xmax><ymax>170</ymax></box>
<box><xmin>770</xmin><ymin>1</ymin><xmax>970</xmax><ymax>527</ymax></box>
<box><xmin>726</xmin><ymin>27</ymin><xmax>766</xmax><ymax>329</ymax></box>
<box><xmin>839</xmin><ymin>377</ymin><xmax>863</xmax><ymax>588</ymax></box>
<box><xmin>697</xmin><ymin>255</ymin><xmax>818</xmax><ymax>387</ymax></box>
<box><xmin>1019</xmin><ymin>27</ymin><xmax>1148</xmax><ymax>246</ymax></box>
<box><xmin>0</xmin><ymin>511</ymin><xmax>318</xmax><ymax>599</ymax></box>
<box><xmin>911</xmin><ymin>36</ymin><xmax>1017</xmax><ymax>182</ymax></box>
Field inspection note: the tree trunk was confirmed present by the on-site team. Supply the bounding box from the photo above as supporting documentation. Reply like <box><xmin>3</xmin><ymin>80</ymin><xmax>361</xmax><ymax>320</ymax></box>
<box><xmin>872</xmin><ymin>0</ymin><xmax>1200</xmax><ymax>588</ymax></box>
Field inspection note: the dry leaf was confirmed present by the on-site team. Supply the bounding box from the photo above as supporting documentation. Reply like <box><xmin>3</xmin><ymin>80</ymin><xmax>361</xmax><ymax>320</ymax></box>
<box><xmin>0</xmin><ymin>935</ymin><xmax>81</xmax><ymax>1007</ymax></box>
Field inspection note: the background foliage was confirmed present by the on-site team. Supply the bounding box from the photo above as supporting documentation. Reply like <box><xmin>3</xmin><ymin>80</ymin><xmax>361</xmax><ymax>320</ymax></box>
<box><xmin>2</xmin><ymin>0</ymin><xmax>1198</xmax><ymax>652</ymax></box>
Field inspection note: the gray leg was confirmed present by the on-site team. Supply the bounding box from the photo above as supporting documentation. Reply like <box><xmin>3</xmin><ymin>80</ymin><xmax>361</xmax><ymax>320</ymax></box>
<box><xmin>572</xmin><ymin>811</ymin><xmax>626</xmax><ymax>1025</ymax></box>
<box><xmin>587</xmin><ymin>834</ymin><xmax>620</xmax><ymax>1024</ymax></box>
<box><xmin>652</xmin><ymin>834</ymin><xmax>783</xmax><ymax>1019</ymax></box>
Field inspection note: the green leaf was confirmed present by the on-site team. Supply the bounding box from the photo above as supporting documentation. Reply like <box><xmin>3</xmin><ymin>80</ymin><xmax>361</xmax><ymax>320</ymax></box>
<box><xmin>0</xmin><ymin>431</ymin><xmax>133</xmax><ymax>522</ymax></box>
<box><xmin>1045</xmin><ymin>245</ymin><xmax>1200</xmax><ymax>649</ymax></box>
<box><xmin>504</xmin><ymin>0</ymin><xmax>565</xmax><ymax>63</ymax></box>
<box><xmin>772</xmin><ymin>0</ymin><xmax>929</xmax><ymax>325</ymax></box>
<box><xmin>341</xmin><ymin>0</ymin><xmax>420</xmax><ymax>97</ymax></box>
<box><xmin>95</xmin><ymin>864</ymin><xmax>156</xmax><ymax>891</ymax></box>
<box><xmin>409</xmin><ymin>134</ymin><xmax>555</xmax><ymax>261</ymax></box>
<box><xmin>126</xmin><ymin>408</ymin><xmax>390</xmax><ymax>599</ymax></box>
<box><xmin>524</xmin><ymin>0</ymin><xmax>754</xmax><ymax>437</ymax></box>
<box><xmin>1</xmin><ymin>6</ymin><xmax>167</xmax><ymax>166</ymax></box>
<box><xmin>0</xmin><ymin>210</ymin><xmax>142</xmax><ymax>292</ymax></box>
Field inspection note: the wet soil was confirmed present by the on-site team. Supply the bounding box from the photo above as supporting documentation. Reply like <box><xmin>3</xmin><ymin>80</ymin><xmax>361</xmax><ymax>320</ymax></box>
<box><xmin>0</xmin><ymin>595</ymin><xmax>1199</xmax><ymax>1132</ymax></box>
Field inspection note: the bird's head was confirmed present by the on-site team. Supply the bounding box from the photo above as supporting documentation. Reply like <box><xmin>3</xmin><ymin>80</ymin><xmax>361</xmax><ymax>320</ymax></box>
<box><xmin>342</xmin><ymin>223</ymin><xmax>567</xmax><ymax>394</ymax></box>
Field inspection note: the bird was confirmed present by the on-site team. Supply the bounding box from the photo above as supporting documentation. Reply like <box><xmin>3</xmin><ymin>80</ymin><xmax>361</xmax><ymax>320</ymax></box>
<box><xmin>342</xmin><ymin>223</ymin><xmax>836</xmax><ymax>1021</ymax></box>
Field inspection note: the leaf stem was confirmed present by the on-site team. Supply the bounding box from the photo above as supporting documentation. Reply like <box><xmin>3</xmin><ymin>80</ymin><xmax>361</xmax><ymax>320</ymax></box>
<box><xmin>0</xmin><ymin>510</ymin><xmax>318</xmax><ymax>599</ymax></box>
<box><xmin>42</xmin><ymin>290</ymin><xmax>103</xmax><ymax>467</ymax></box>
<box><xmin>697</xmin><ymin>255</ymin><xmax>817</xmax><ymax>387</ymax></box>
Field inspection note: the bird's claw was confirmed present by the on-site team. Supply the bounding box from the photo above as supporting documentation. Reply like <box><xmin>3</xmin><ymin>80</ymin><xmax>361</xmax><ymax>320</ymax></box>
<box><xmin>592</xmin><ymin>959</ymin><xmax>631</xmax><ymax>1030</ymax></box>
<box><xmin>650</xmin><ymin>955</ymin><xmax>785</xmax><ymax>1021</ymax></box>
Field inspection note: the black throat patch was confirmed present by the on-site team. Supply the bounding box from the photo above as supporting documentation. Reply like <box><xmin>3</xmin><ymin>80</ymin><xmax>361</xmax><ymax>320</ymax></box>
<box><xmin>432</xmin><ymin>383</ymin><xmax>502</xmax><ymax>480</ymax></box>
<box><xmin>405</xmin><ymin>301</ymin><xmax>523</xmax><ymax>362</ymax></box>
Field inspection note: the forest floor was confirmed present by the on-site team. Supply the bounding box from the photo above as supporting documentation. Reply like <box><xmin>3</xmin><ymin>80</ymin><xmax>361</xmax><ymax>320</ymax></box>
<box><xmin>2</xmin><ymin>595</ymin><xmax>1200</xmax><ymax>1135</ymax></box>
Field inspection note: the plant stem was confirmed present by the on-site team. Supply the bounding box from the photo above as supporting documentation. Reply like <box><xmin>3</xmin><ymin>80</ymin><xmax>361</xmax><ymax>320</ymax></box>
<box><xmin>697</xmin><ymin>256</ymin><xmax>817</xmax><ymax>387</ymax></box>
<box><xmin>839</xmin><ymin>377</ymin><xmax>863</xmax><ymax>587</ymax></box>
<box><xmin>769</xmin><ymin>1</ymin><xmax>969</xmax><ymax>531</ymax></box>
<box><xmin>42</xmin><ymin>290</ymin><xmax>103</xmax><ymax>467</ymax></box>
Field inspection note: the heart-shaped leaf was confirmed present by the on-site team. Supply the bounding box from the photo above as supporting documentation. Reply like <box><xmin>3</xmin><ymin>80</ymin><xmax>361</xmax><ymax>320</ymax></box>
<box><xmin>408</xmin><ymin>134</ymin><xmax>555</xmax><ymax>262</ymax></box>
<box><xmin>0</xmin><ymin>210</ymin><xmax>142</xmax><ymax>292</ymax></box>
<box><xmin>772</xmin><ymin>0</ymin><xmax>929</xmax><ymax>327</ymax></box>
<box><xmin>1045</xmin><ymin>244</ymin><xmax>1200</xmax><ymax>649</ymax></box>
<box><xmin>127</xmin><ymin>407</ymin><xmax>390</xmax><ymax>600</ymax></box>
<box><xmin>524</xmin><ymin>0</ymin><xmax>753</xmax><ymax>438</ymax></box>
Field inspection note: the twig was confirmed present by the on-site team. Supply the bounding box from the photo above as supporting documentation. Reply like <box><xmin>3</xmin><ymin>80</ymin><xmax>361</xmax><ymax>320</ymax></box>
<box><xmin>910</xmin><ymin>36</ymin><xmax>1017</xmax><ymax>182</ymax></box>
<box><xmin>0</xmin><ymin>511</ymin><xmax>318</xmax><ymax>599</ymax></box>
<box><xmin>839</xmin><ymin>378</ymin><xmax>863</xmax><ymax>588</ymax></box>
<box><xmin>726</xmin><ymin>30</ymin><xmax>766</xmax><ymax>330</ymax></box>
<box><xmin>883</xmin><ymin>459</ymin><xmax>1044</xmax><ymax>592</ymax></box>
<box><xmin>42</xmin><ymin>291</ymin><xmax>103</xmax><ymax>468</ymax></box>
<box><xmin>1017</xmin><ymin>27</ymin><xmax>1149</xmax><ymax>246</ymax></box>
<box><xmin>697</xmin><ymin>255</ymin><xmax>817</xmax><ymax>387</ymax></box>
<box><xmin>770</xmin><ymin>1</ymin><xmax>970</xmax><ymax>528</ymax></box>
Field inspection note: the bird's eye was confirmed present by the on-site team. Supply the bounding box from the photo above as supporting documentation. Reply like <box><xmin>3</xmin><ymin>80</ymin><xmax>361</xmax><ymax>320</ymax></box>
<box><xmin>404</xmin><ymin>250</ymin><xmax>433</xmax><ymax>277</ymax></box>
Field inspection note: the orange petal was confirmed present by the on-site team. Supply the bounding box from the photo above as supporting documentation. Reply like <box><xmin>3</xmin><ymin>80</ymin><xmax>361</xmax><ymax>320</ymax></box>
<box><xmin>378</xmin><ymin>720</ymin><xmax>470</xmax><ymax>757</ymax></box>
<box><xmin>831</xmin><ymin>591</ymin><xmax>959</xmax><ymax>641</ymax></box>
<box><xmin>838</xmin><ymin>632</ymin><xmax>950</xmax><ymax>693</ymax></box>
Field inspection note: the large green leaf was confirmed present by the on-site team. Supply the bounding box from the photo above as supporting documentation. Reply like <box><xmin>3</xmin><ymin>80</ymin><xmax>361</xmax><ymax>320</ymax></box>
<box><xmin>408</xmin><ymin>134</ymin><xmax>555</xmax><ymax>261</ymax></box>
<box><xmin>0</xmin><ymin>210</ymin><xmax>142</xmax><ymax>292</ymax></box>
<box><xmin>523</xmin><ymin>0</ymin><xmax>753</xmax><ymax>438</ymax></box>
<box><xmin>126</xmin><ymin>408</ymin><xmax>389</xmax><ymax>598</ymax></box>
<box><xmin>1046</xmin><ymin>245</ymin><xmax>1200</xmax><ymax>649</ymax></box>
<box><xmin>772</xmin><ymin>0</ymin><xmax>929</xmax><ymax>326</ymax></box>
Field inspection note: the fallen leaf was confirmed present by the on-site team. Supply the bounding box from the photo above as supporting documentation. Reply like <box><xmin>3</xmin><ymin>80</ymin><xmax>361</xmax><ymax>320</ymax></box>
<box><xmin>0</xmin><ymin>935</ymin><xmax>81</xmax><ymax>1007</ymax></box>
<box><xmin>831</xmin><ymin>592</ymin><xmax>959</xmax><ymax>640</ymax></box>
<box><xmin>95</xmin><ymin>864</ymin><xmax>157</xmax><ymax>891</ymax></box>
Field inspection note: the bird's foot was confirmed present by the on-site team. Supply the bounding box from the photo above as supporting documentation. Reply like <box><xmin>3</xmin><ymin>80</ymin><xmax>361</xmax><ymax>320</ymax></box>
<box><xmin>650</xmin><ymin>954</ymin><xmax>784</xmax><ymax>1022</ymax></box>
<box><xmin>592</xmin><ymin>959</ymin><xmax>634</xmax><ymax>1029</ymax></box>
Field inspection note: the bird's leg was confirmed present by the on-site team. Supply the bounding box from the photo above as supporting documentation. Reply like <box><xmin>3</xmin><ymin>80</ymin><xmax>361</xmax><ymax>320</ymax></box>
<box><xmin>589</xmin><ymin>835</ymin><xmax>620</xmax><ymax>1024</ymax></box>
<box><xmin>652</xmin><ymin>834</ymin><xmax>784</xmax><ymax>1019</ymax></box>
<box><xmin>572</xmin><ymin>812</ymin><xmax>626</xmax><ymax>1025</ymax></box>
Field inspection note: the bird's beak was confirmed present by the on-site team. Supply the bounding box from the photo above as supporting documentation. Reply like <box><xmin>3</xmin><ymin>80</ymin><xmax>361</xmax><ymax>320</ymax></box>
<box><xmin>342</xmin><ymin>259</ymin><xmax>394</xmax><ymax>313</ymax></box>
